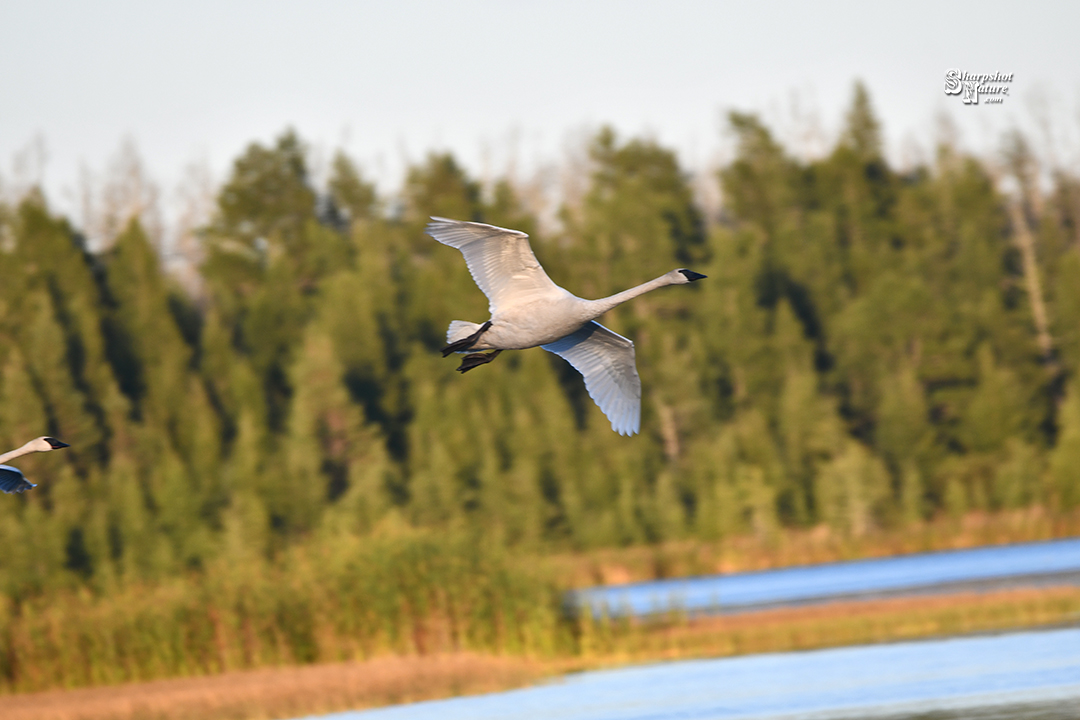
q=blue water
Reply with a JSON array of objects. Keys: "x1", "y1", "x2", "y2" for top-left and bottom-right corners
[
  {"x1": 570, "y1": 537, "x2": 1080, "y2": 618},
  {"x1": 311, "y1": 627, "x2": 1080, "y2": 720}
]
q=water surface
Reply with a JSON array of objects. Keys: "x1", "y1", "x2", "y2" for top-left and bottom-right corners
[{"x1": 571, "y1": 537, "x2": 1080, "y2": 618}]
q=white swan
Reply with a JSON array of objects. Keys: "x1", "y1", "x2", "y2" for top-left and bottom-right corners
[
  {"x1": 0, "y1": 436, "x2": 70, "y2": 494},
  {"x1": 426, "y1": 217, "x2": 706, "y2": 436}
]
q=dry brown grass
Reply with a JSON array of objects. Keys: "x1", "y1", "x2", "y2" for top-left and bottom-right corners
[
  {"x1": 9, "y1": 584, "x2": 1080, "y2": 720},
  {"x1": 577, "y1": 585, "x2": 1080, "y2": 663},
  {"x1": 544, "y1": 507, "x2": 1080, "y2": 587},
  {"x1": 8, "y1": 515, "x2": 1080, "y2": 719},
  {"x1": 1, "y1": 653, "x2": 553, "y2": 720}
]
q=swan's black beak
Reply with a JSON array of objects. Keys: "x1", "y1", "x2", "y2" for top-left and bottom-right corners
[
  {"x1": 44, "y1": 437, "x2": 70, "y2": 450},
  {"x1": 679, "y1": 269, "x2": 707, "y2": 282}
]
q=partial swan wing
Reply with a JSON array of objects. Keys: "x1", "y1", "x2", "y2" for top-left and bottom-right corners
[
  {"x1": 543, "y1": 322, "x2": 641, "y2": 436},
  {"x1": 426, "y1": 217, "x2": 561, "y2": 314},
  {"x1": 0, "y1": 465, "x2": 35, "y2": 494}
]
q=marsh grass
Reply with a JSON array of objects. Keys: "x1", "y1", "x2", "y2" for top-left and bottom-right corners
[
  {"x1": 3, "y1": 510, "x2": 1079, "y2": 702},
  {"x1": 7, "y1": 586, "x2": 1080, "y2": 720},
  {"x1": 2, "y1": 653, "x2": 552, "y2": 720},
  {"x1": 543, "y1": 507, "x2": 1080, "y2": 587},
  {"x1": 574, "y1": 586, "x2": 1080, "y2": 663},
  {"x1": 0, "y1": 531, "x2": 565, "y2": 694}
]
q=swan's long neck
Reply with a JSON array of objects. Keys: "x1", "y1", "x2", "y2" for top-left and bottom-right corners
[
  {"x1": 585, "y1": 274, "x2": 676, "y2": 318},
  {"x1": 0, "y1": 441, "x2": 38, "y2": 465}
]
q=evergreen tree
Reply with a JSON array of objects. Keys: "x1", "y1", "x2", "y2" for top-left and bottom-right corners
[
  {"x1": 327, "y1": 150, "x2": 377, "y2": 227},
  {"x1": 3, "y1": 116, "x2": 1080, "y2": 664},
  {"x1": 815, "y1": 439, "x2": 890, "y2": 537},
  {"x1": 213, "y1": 129, "x2": 317, "y2": 256},
  {"x1": 403, "y1": 152, "x2": 483, "y2": 225},
  {"x1": 1049, "y1": 382, "x2": 1080, "y2": 508},
  {"x1": 566, "y1": 127, "x2": 706, "y2": 300},
  {"x1": 841, "y1": 81, "x2": 883, "y2": 164},
  {"x1": 959, "y1": 344, "x2": 1031, "y2": 454}
]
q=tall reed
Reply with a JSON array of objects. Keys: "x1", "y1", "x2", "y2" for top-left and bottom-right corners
[
  {"x1": 0, "y1": 531, "x2": 564, "y2": 693},
  {"x1": 4, "y1": 510, "x2": 1079, "y2": 695}
]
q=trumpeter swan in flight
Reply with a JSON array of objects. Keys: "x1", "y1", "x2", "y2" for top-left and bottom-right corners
[
  {"x1": 0, "y1": 436, "x2": 70, "y2": 494},
  {"x1": 426, "y1": 217, "x2": 706, "y2": 436}
]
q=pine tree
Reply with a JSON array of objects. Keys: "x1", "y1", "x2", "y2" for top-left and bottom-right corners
[
  {"x1": 815, "y1": 439, "x2": 890, "y2": 537},
  {"x1": 278, "y1": 327, "x2": 388, "y2": 536},
  {"x1": 959, "y1": 345, "x2": 1030, "y2": 454},
  {"x1": 403, "y1": 153, "x2": 483, "y2": 225},
  {"x1": 841, "y1": 81, "x2": 883, "y2": 164},
  {"x1": 0, "y1": 348, "x2": 58, "y2": 596},
  {"x1": 213, "y1": 129, "x2": 317, "y2": 256},
  {"x1": 327, "y1": 150, "x2": 377, "y2": 227},
  {"x1": 1051, "y1": 251, "x2": 1080, "y2": 374},
  {"x1": 1049, "y1": 381, "x2": 1080, "y2": 508},
  {"x1": 720, "y1": 112, "x2": 795, "y2": 240}
]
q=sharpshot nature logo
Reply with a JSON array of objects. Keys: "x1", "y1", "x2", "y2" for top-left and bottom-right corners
[{"x1": 944, "y1": 69, "x2": 1014, "y2": 105}]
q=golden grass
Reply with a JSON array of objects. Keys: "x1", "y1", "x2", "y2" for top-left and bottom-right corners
[
  {"x1": 0, "y1": 533, "x2": 563, "y2": 694},
  {"x1": 5, "y1": 508, "x2": 1074, "y2": 698},
  {"x1": 1, "y1": 653, "x2": 553, "y2": 720},
  {"x1": 575, "y1": 585, "x2": 1080, "y2": 663},
  {"x1": 543, "y1": 507, "x2": 1080, "y2": 587},
  {"x1": 9, "y1": 584, "x2": 1080, "y2": 720}
]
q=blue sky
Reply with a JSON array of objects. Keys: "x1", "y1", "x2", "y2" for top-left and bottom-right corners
[{"x1": 2, "y1": 0, "x2": 1078, "y2": 220}]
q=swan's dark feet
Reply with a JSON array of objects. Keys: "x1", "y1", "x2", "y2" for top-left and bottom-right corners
[
  {"x1": 442, "y1": 321, "x2": 492, "y2": 357},
  {"x1": 457, "y1": 350, "x2": 502, "y2": 373}
]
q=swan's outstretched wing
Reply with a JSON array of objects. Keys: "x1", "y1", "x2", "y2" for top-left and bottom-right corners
[
  {"x1": 0, "y1": 465, "x2": 35, "y2": 494},
  {"x1": 543, "y1": 322, "x2": 641, "y2": 436},
  {"x1": 426, "y1": 217, "x2": 561, "y2": 314}
]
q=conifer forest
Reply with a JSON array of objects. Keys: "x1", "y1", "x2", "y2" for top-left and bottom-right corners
[{"x1": 2, "y1": 85, "x2": 1080, "y2": 692}]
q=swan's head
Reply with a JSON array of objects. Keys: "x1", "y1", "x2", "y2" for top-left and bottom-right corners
[
  {"x1": 30, "y1": 437, "x2": 70, "y2": 452},
  {"x1": 671, "y1": 269, "x2": 707, "y2": 284}
]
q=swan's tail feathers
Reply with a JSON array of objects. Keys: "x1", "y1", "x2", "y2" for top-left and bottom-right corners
[{"x1": 447, "y1": 320, "x2": 483, "y2": 347}]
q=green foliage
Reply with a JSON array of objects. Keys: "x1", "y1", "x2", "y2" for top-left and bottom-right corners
[
  {"x1": 0, "y1": 531, "x2": 560, "y2": 692},
  {"x1": 815, "y1": 439, "x2": 890, "y2": 537},
  {"x1": 2, "y1": 87, "x2": 1080, "y2": 690},
  {"x1": 841, "y1": 81, "x2": 883, "y2": 163},
  {"x1": 328, "y1": 150, "x2": 377, "y2": 225},
  {"x1": 1050, "y1": 383, "x2": 1080, "y2": 509},
  {"x1": 404, "y1": 153, "x2": 482, "y2": 225},
  {"x1": 582, "y1": 127, "x2": 706, "y2": 267},
  {"x1": 213, "y1": 129, "x2": 316, "y2": 253}
]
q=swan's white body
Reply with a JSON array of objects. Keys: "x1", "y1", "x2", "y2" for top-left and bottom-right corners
[
  {"x1": 0, "y1": 436, "x2": 70, "y2": 494},
  {"x1": 427, "y1": 217, "x2": 705, "y2": 436}
]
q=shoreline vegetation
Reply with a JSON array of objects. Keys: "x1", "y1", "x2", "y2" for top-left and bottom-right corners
[
  {"x1": 2, "y1": 653, "x2": 554, "y2": 720},
  {"x1": 4, "y1": 510, "x2": 1080, "y2": 720},
  {"x1": 544, "y1": 506, "x2": 1080, "y2": 587},
  {"x1": 5, "y1": 84, "x2": 1080, "y2": 718},
  {"x1": 6, "y1": 586, "x2": 1080, "y2": 720}
]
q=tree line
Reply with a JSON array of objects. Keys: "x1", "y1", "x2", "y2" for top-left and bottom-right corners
[{"x1": 2, "y1": 84, "x2": 1080, "y2": 611}]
